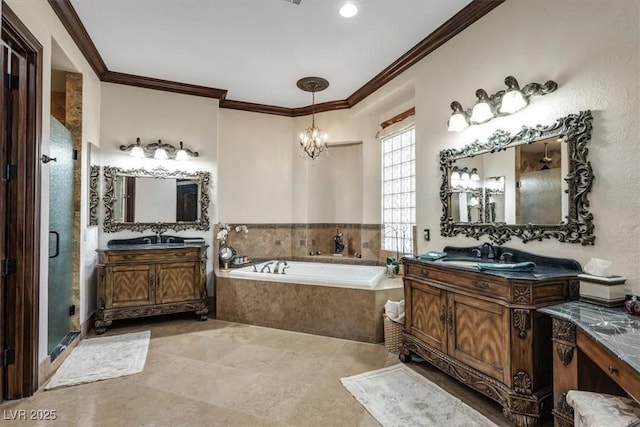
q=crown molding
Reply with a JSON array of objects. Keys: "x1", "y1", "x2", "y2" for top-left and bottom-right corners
[
  {"x1": 102, "y1": 71, "x2": 227, "y2": 99},
  {"x1": 48, "y1": 0, "x2": 107, "y2": 78},
  {"x1": 347, "y1": 0, "x2": 504, "y2": 107},
  {"x1": 48, "y1": 0, "x2": 503, "y2": 117}
]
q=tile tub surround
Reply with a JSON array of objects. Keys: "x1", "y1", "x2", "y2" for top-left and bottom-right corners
[
  {"x1": 215, "y1": 270, "x2": 403, "y2": 343},
  {"x1": 539, "y1": 301, "x2": 640, "y2": 375},
  {"x1": 215, "y1": 223, "x2": 383, "y2": 268}
]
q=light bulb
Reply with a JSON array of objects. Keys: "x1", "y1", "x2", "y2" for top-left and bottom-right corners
[
  {"x1": 500, "y1": 90, "x2": 527, "y2": 114},
  {"x1": 339, "y1": 3, "x2": 358, "y2": 18},
  {"x1": 470, "y1": 102, "x2": 495, "y2": 124},
  {"x1": 154, "y1": 148, "x2": 168, "y2": 160},
  {"x1": 447, "y1": 113, "x2": 469, "y2": 132},
  {"x1": 176, "y1": 150, "x2": 189, "y2": 161},
  {"x1": 130, "y1": 146, "x2": 145, "y2": 158}
]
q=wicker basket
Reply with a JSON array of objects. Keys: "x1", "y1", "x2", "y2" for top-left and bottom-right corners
[{"x1": 383, "y1": 314, "x2": 403, "y2": 353}]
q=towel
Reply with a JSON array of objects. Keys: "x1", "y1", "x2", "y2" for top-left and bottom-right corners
[
  {"x1": 477, "y1": 261, "x2": 537, "y2": 272},
  {"x1": 384, "y1": 300, "x2": 405, "y2": 324},
  {"x1": 416, "y1": 251, "x2": 447, "y2": 261}
]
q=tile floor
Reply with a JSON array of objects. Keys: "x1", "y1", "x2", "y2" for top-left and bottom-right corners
[{"x1": 0, "y1": 314, "x2": 538, "y2": 426}]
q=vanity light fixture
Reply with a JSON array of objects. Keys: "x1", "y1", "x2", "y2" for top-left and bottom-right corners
[
  {"x1": 447, "y1": 75, "x2": 558, "y2": 132},
  {"x1": 119, "y1": 138, "x2": 199, "y2": 161},
  {"x1": 297, "y1": 77, "x2": 330, "y2": 160},
  {"x1": 450, "y1": 166, "x2": 480, "y2": 191}
]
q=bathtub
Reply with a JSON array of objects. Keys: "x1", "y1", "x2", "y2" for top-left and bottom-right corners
[
  {"x1": 217, "y1": 261, "x2": 403, "y2": 343},
  {"x1": 228, "y1": 261, "x2": 386, "y2": 289}
]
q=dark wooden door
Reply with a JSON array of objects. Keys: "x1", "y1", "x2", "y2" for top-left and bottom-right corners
[{"x1": 1, "y1": 5, "x2": 42, "y2": 400}]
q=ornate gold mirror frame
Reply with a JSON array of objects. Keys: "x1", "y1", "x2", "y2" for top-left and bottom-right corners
[
  {"x1": 440, "y1": 110, "x2": 594, "y2": 245},
  {"x1": 103, "y1": 165, "x2": 211, "y2": 233}
]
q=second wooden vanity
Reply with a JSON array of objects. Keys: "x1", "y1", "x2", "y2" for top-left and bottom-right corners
[{"x1": 400, "y1": 246, "x2": 581, "y2": 426}]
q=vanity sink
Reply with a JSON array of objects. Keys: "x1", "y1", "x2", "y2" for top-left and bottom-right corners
[
  {"x1": 438, "y1": 259, "x2": 479, "y2": 267},
  {"x1": 589, "y1": 321, "x2": 628, "y2": 335}
]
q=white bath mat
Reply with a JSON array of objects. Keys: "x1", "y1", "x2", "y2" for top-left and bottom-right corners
[
  {"x1": 45, "y1": 331, "x2": 150, "y2": 390},
  {"x1": 341, "y1": 364, "x2": 498, "y2": 427}
]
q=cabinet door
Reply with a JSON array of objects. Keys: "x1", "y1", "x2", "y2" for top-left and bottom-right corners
[
  {"x1": 107, "y1": 264, "x2": 155, "y2": 308},
  {"x1": 408, "y1": 281, "x2": 448, "y2": 353},
  {"x1": 448, "y1": 292, "x2": 510, "y2": 383},
  {"x1": 156, "y1": 262, "x2": 199, "y2": 304}
]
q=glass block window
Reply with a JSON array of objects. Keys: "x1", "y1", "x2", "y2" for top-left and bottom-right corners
[{"x1": 382, "y1": 127, "x2": 415, "y2": 255}]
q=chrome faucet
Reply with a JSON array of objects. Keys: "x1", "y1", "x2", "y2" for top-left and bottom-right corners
[
  {"x1": 166, "y1": 236, "x2": 175, "y2": 244},
  {"x1": 471, "y1": 248, "x2": 482, "y2": 258},
  {"x1": 499, "y1": 252, "x2": 515, "y2": 263},
  {"x1": 480, "y1": 242, "x2": 496, "y2": 260},
  {"x1": 260, "y1": 261, "x2": 274, "y2": 273},
  {"x1": 156, "y1": 232, "x2": 162, "y2": 244},
  {"x1": 274, "y1": 260, "x2": 288, "y2": 274},
  {"x1": 281, "y1": 265, "x2": 291, "y2": 274}
]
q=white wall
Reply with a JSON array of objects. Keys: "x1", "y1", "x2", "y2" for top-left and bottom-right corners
[
  {"x1": 99, "y1": 83, "x2": 219, "y2": 294},
  {"x1": 307, "y1": 143, "x2": 363, "y2": 223},
  {"x1": 5, "y1": 0, "x2": 102, "y2": 365},
  {"x1": 218, "y1": 109, "x2": 294, "y2": 223}
]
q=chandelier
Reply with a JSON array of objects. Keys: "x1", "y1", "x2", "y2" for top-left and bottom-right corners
[{"x1": 297, "y1": 77, "x2": 329, "y2": 160}]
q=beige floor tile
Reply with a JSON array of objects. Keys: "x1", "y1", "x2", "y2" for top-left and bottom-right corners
[
  {"x1": 0, "y1": 315, "x2": 539, "y2": 427},
  {"x1": 286, "y1": 333, "x2": 347, "y2": 358},
  {"x1": 215, "y1": 343, "x2": 284, "y2": 372},
  {"x1": 260, "y1": 350, "x2": 329, "y2": 384},
  {"x1": 286, "y1": 381, "x2": 369, "y2": 426},
  {"x1": 223, "y1": 373, "x2": 311, "y2": 423},
  {"x1": 150, "y1": 332, "x2": 241, "y2": 363}
]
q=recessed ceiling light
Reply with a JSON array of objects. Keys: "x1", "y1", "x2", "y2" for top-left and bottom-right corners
[{"x1": 339, "y1": 3, "x2": 358, "y2": 18}]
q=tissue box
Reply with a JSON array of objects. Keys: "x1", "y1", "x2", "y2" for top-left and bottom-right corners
[{"x1": 578, "y1": 273, "x2": 627, "y2": 307}]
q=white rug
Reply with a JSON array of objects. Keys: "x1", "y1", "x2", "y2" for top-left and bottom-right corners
[
  {"x1": 341, "y1": 364, "x2": 498, "y2": 427},
  {"x1": 45, "y1": 331, "x2": 150, "y2": 390}
]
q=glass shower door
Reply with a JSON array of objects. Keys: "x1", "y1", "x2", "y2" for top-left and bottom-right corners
[{"x1": 47, "y1": 117, "x2": 74, "y2": 356}]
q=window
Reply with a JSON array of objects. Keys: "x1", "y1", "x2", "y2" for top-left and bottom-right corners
[{"x1": 382, "y1": 127, "x2": 415, "y2": 255}]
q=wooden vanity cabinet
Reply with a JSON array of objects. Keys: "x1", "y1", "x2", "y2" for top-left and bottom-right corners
[
  {"x1": 96, "y1": 245, "x2": 208, "y2": 334},
  {"x1": 401, "y1": 259, "x2": 579, "y2": 427}
]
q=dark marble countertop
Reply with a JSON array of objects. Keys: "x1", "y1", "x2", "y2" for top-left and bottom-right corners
[
  {"x1": 405, "y1": 257, "x2": 580, "y2": 280},
  {"x1": 99, "y1": 242, "x2": 209, "y2": 251},
  {"x1": 539, "y1": 301, "x2": 640, "y2": 375}
]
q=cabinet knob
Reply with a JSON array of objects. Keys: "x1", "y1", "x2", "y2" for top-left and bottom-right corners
[
  {"x1": 420, "y1": 269, "x2": 430, "y2": 277},
  {"x1": 175, "y1": 252, "x2": 187, "y2": 257},
  {"x1": 608, "y1": 365, "x2": 618, "y2": 374},
  {"x1": 123, "y1": 255, "x2": 135, "y2": 259}
]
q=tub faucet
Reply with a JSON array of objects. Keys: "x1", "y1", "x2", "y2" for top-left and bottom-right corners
[
  {"x1": 281, "y1": 265, "x2": 291, "y2": 274},
  {"x1": 274, "y1": 260, "x2": 288, "y2": 274},
  {"x1": 260, "y1": 261, "x2": 274, "y2": 273}
]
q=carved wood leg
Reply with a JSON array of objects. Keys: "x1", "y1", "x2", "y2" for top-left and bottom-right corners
[
  {"x1": 398, "y1": 342, "x2": 412, "y2": 363},
  {"x1": 94, "y1": 318, "x2": 112, "y2": 335},
  {"x1": 503, "y1": 407, "x2": 540, "y2": 427},
  {"x1": 551, "y1": 318, "x2": 577, "y2": 427},
  {"x1": 195, "y1": 304, "x2": 208, "y2": 321}
]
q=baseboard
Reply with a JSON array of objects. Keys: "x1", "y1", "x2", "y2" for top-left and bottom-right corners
[
  {"x1": 208, "y1": 296, "x2": 216, "y2": 318},
  {"x1": 82, "y1": 312, "x2": 96, "y2": 336}
]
